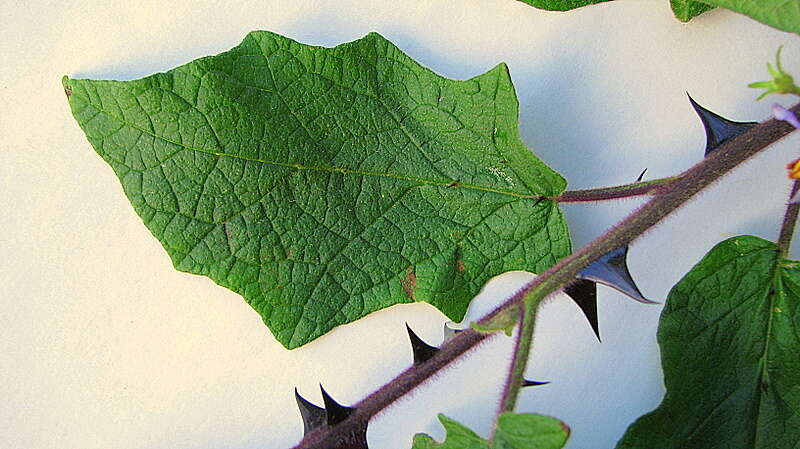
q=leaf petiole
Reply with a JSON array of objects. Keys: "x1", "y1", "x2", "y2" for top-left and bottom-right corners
[{"x1": 552, "y1": 176, "x2": 679, "y2": 203}]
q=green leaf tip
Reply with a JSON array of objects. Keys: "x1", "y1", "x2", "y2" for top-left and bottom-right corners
[
  {"x1": 617, "y1": 235, "x2": 800, "y2": 449},
  {"x1": 64, "y1": 30, "x2": 571, "y2": 348}
]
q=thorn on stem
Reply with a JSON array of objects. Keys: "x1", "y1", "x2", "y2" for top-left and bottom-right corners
[
  {"x1": 406, "y1": 323, "x2": 439, "y2": 365},
  {"x1": 295, "y1": 388, "x2": 327, "y2": 435},
  {"x1": 320, "y1": 385, "x2": 356, "y2": 426},
  {"x1": 577, "y1": 245, "x2": 657, "y2": 305},
  {"x1": 521, "y1": 379, "x2": 550, "y2": 387},
  {"x1": 563, "y1": 279, "x2": 601, "y2": 341},
  {"x1": 687, "y1": 94, "x2": 756, "y2": 156}
]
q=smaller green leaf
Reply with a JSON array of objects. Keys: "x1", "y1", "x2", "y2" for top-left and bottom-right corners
[
  {"x1": 412, "y1": 415, "x2": 488, "y2": 449},
  {"x1": 411, "y1": 413, "x2": 569, "y2": 449},
  {"x1": 515, "y1": 0, "x2": 612, "y2": 12},
  {"x1": 494, "y1": 413, "x2": 570, "y2": 449},
  {"x1": 670, "y1": 0, "x2": 715, "y2": 22}
]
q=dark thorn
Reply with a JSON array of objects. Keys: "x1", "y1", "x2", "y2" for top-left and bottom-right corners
[
  {"x1": 522, "y1": 379, "x2": 551, "y2": 387},
  {"x1": 687, "y1": 93, "x2": 757, "y2": 156},
  {"x1": 563, "y1": 279, "x2": 601, "y2": 341},
  {"x1": 406, "y1": 323, "x2": 439, "y2": 365},
  {"x1": 635, "y1": 168, "x2": 647, "y2": 183},
  {"x1": 294, "y1": 388, "x2": 327, "y2": 435},
  {"x1": 578, "y1": 246, "x2": 658, "y2": 304},
  {"x1": 319, "y1": 385, "x2": 355, "y2": 426}
]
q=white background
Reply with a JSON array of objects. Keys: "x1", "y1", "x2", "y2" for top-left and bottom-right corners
[{"x1": 2, "y1": 1, "x2": 798, "y2": 448}]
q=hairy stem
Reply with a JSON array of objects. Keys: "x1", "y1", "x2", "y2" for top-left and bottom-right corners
[
  {"x1": 552, "y1": 176, "x2": 678, "y2": 203},
  {"x1": 778, "y1": 180, "x2": 800, "y2": 257},
  {"x1": 291, "y1": 103, "x2": 799, "y2": 449},
  {"x1": 495, "y1": 299, "x2": 537, "y2": 420}
]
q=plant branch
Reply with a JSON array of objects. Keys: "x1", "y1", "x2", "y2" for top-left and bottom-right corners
[
  {"x1": 778, "y1": 180, "x2": 800, "y2": 257},
  {"x1": 290, "y1": 102, "x2": 799, "y2": 449},
  {"x1": 495, "y1": 302, "x2": 536, "y2": 418},
  {"x1": 552, "y1": 176, "x2": 678, "y2": 203}
]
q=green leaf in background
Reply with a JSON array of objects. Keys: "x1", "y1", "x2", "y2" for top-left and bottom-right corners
[
  {"x1": 64, "y1": 31, "x2": 570, "y2": 349},
  {"x1": 617, "y1": 236, "x2": 800, "y2": 449},
  {"x1": 515, "y1": 0, "x2": 612, "y2": 12},
  {"x1": 517, "y1": 0, "x2": 799, "y2": 35},
  {"x1": 670, "y1": 0, "x2": 716, "y2": 22},
  {"x1": 412, "y1": 413, "x2": 569, "y2": 449},
  {"x1": 699, "y1": 0, "x2": 800, "y2": 34}
]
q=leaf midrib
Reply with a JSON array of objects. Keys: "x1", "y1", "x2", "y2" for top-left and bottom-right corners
[
  {"x1": 678, "y1": 245, "x2": 780, "y2": 448},
  {"x1": 75, "y1": 93, "x2": 542, "y2": 201}
]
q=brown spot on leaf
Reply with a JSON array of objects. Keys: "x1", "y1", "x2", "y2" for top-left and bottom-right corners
[
  {"x1": 402, "y1": 266, "x2": 416, "y2": 300},
  {"x1": 456, "y1": 259, "x2": 465, "y2": 273},
  {"x1": 560, "y1": 422, "x2": 571, "y2": 436},
  {"x1": 64, "y1": 84, "x2": 72, "y2": 98}
]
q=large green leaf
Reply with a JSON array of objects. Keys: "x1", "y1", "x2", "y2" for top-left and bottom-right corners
[
  {"x1": 698, "y1": 0, "x2": 800, "y2": 34},
  {"x1": 515, "y1": 0, "x2": 612, "y2": 12},
  {"x1": 412, "y1": 413, "x2": 569, "y2": 449},
  {"x1": 64, "y1": 31, "x2": 570, "y2": 349},
  {"x1": 670, "y1": 0, "x2": 716, "y2": 22},
  {"x1": 617, "y1": 236, "x2": 800, "y2": 449}
]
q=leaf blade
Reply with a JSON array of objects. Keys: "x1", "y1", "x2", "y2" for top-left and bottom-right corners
[
  {"x1": 494, "y1": 412, "x2": 570, "y2": 449},
  {"x1": 617, "y1": 236, "x2": 800, "y2": 449},
  {"x1": 411, "y1": 413, "x2": 569, "y2": 449},
  {"x1": 696, "y1": 0, "x2": 800, "y2": 34},
  {"x1": 64, "y1": 31, "x2": 571, "y2": 348}
]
